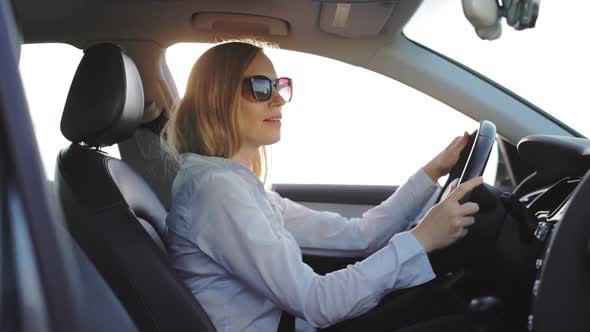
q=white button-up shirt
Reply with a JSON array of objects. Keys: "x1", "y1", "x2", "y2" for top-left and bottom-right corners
[{"x1": 166, "y1": 153, "x2": 438, "y2": 332}]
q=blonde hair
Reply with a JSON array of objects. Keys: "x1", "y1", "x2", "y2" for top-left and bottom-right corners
[{"x1": 163, "y1": 40, "x2": 275, "y2": 181}]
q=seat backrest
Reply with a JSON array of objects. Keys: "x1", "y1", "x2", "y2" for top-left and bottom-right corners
[{"x1": 55, "y1": 43, "x2": 216, "y2": 332}]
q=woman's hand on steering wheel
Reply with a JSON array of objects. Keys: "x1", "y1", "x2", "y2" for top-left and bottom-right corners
[
  {"x1": 423, "y1": 132, "x2": 470, "y2": 182},
  {"x1": 410, "y1": 176, "x2": 483, "y2": 253}
]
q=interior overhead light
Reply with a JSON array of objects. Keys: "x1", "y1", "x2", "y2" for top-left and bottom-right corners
[
  {"x1": 318, "y1": 1, "x2": 398, "y2": 38},
  {"x1": 332, "y1": 3, "x2": 351, "y2": 28}
]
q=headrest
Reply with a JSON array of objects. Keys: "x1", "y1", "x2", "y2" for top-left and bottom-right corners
[{"x1": 61, "y1": 43, "x2": 144, "y2": 147}]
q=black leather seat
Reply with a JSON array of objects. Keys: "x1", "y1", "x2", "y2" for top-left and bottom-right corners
[{"x1": 55, "y1": 43, "x2": 216, "y2": 332}]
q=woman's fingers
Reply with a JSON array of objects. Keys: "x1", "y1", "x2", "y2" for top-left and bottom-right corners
[
  {"x1": 448, "y1": 176, "x2": 484, "y2": 202},
  {"x1": 458, "y1": 202, "x2": 479, "y2": 216},
  {"x1": 451, "y1": 132, "x2": 468, "y2": 147},
  {"x1": 457, "y1": 132, "x2": 469, "y2": 148},
  {"x1": 452, "y1": 216, "x2": 474, "y2": 233},
  {"x1": 450, "y1": 135, "x2": 461, "y2": 147},
  {"x1": 459, "y1": 216, "x2": 475, "y2": 227},
  {"x1": 449, "y1": 132, "x2": 469, "y2": 154},
  {"x1": 458, "y1": 227, "x2": 469, "y2": 238},
  {"x1": 412, "y1": 174, "x2": 482, "y2": 252}
]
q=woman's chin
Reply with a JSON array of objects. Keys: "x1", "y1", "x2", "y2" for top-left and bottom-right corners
[
  {"x1": 264, "y1": 133, "x2": 281, "y2": 146},
  {"x1": 267, "y1": 136, "x2": 281, "y2": 145}
]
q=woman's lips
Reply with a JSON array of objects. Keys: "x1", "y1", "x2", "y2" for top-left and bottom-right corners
[
  {"x1": 264, "y1": 119, "x2": 281, "y2": 125},
  {"x1": 264, "y1": 116, "x2": 282, "y2": 124}
]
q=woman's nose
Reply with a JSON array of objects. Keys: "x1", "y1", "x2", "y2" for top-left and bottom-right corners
[{"x1": 270, "y1": 87, "x2": 286, "y2": 106}]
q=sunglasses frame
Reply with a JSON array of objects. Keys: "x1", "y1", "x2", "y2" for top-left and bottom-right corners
[{"x1": 242, "y1": 75, "x2": 293, "y2": 103}]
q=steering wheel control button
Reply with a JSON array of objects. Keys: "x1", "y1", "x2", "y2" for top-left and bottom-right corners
[
  {"x1": 534, "y1": 221, "x2": 552, "y2": 242},
  {"x1": 532, "y1": 279, "x2": 541, "y2": 297}
]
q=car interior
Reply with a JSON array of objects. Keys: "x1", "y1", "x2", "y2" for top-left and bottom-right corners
[{"x1": 2, "y1": 0, "x2": 590, "y2": 331}]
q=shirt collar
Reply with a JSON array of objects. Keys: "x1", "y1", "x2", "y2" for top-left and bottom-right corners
[{"x1": 179, "y1": 152, "x2": 262, "y2": 187}]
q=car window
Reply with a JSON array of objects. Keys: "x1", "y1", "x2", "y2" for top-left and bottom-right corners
[
  {"x1": 404, "y1": 0, "x2": 590, "y2": 137},
  {"x1": 19, "y1": 43, "x2": 120, "y2": 180},
  {"x1": 166, "y1": 43, "x2": 498, "y2": 186}
]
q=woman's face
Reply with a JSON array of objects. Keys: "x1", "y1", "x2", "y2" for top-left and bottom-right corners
[{"x1": 238, "y1": 51, "x2": 286, "y2": 151}]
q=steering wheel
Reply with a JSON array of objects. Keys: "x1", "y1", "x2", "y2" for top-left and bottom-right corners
[
  {"x1": 437, "y1": 120, "x2": 497, "y2": 203},
  {"x1": 430, "y1": 120, "x2": 498, "y2": 286}
]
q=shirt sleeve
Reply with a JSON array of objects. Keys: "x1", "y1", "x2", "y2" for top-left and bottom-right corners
[
  {"x1": 183, "y1": 170, "x2": 435, "y2": 328},
  {"x1": 269, "y1": 168, "x2": 440, "y2": 257},
  {"x1": 405, "y1": 186, "x2": 442, "y2": 232}
]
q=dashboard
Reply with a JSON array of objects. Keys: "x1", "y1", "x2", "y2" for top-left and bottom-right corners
[
  {"x1": 513, "y1": 135, "x2": 590, "y2": 331},
  {"x1": 435, "y1": 134, "x2": 590, "y2": 331},
  {"x1": 516, "y1": 134, "x2": 590, "y2": 244}
]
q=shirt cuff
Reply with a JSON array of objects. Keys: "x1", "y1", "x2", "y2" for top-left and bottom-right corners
[
  {"x1": 389, "y1": 231, "x2": 436, "y2": 288},
  {"x1": 400, "y1": 169, "x2": 440, "y2": 224},
  {"x1": 416, "y1": 167, "x2": 441, "y2": 190}
]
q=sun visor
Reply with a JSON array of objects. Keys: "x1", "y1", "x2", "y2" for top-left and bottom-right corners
[
  {"x1": 319, "y1": 1, "x2": 399, "y2": 38},
  {"x1": 191, "y1": 13, "x2": 290, "y2": 36}
]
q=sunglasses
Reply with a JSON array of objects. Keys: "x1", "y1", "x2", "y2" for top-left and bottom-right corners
[{"x1": 242, "y1": 75, "x2": 293, "y2": 102}]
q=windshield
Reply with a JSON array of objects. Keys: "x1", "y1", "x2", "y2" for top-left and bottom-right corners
[{"x1": 404, "y1": 0, "x2": 590, "y2": 137}]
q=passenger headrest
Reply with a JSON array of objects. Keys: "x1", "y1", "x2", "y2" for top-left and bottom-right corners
[{"x1": 61, "y1": 43, "x2": 144, "y2": 147}]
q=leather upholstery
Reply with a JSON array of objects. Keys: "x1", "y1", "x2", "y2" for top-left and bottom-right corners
[
  {"x1": 61, "y1": 43, "x2": 144, "y2": 147},
  {"x1": 57, "y1": 145, "x2": 168, "y2": 251},
  {"x1": 56, "y1": 43, "x2": 216, "y2": 332}
]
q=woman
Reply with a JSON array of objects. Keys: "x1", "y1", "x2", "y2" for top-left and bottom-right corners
[{"x1": 163, "y1": 41, "x2": 482, "y2": 332}]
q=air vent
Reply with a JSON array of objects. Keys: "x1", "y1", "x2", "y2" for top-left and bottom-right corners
[{"x1": 191, "y1": 13, "x2": 290, "y2": 36}]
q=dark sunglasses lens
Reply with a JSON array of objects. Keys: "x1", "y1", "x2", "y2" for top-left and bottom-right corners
[
  {"x1": 277, "y1": 78, "x2": 292, "y2": 102},
  {"x1": 251, "y1": 77, "x2": 272, "y2": 101}
]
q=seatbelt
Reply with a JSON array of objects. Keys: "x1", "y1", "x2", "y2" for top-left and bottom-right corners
[
  {"x1": 278, "y1": 311, "x2": 295, "y2": 332},
  {"x1": 268, "y1": 194, "x2": 296, "y2": 332}
]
